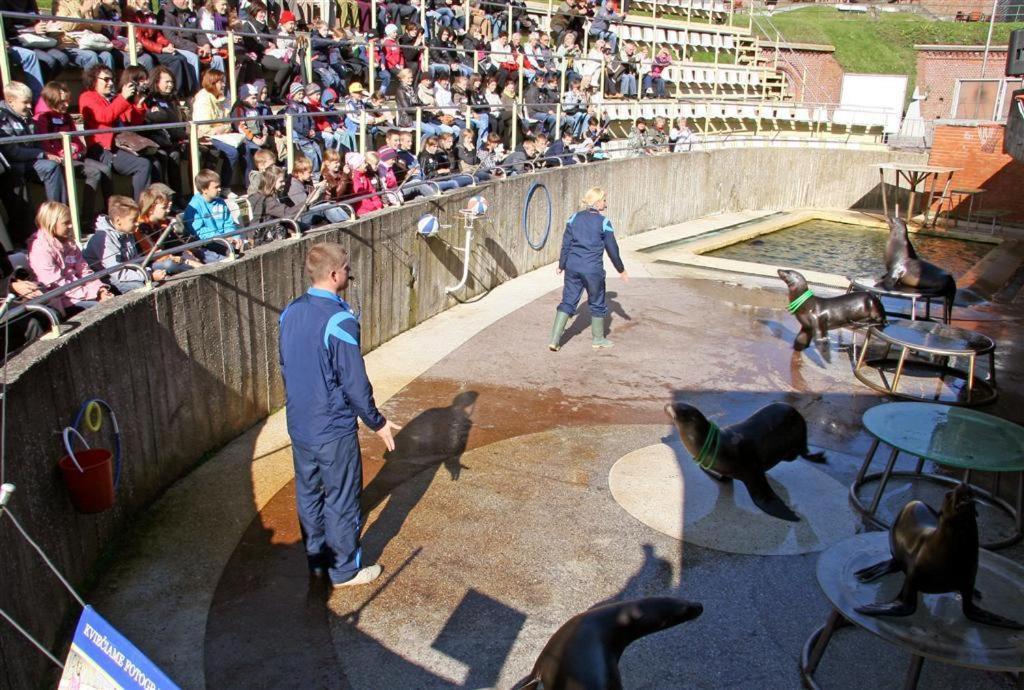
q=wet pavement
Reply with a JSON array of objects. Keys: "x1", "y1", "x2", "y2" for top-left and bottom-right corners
[
  {"x1": 204, "y1": 272, "x2": 1024, "y2": 689},
  {"x1": 90, "y1": 215, "x2": 1024, "y2": 689}
]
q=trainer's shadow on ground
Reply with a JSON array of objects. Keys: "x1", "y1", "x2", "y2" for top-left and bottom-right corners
[
  {"x1": 360, "y1": 391, "x2": 479, "y2": 563},
  {"x1": 562, "y1": 291, "x2": 632, "y2": 346}
]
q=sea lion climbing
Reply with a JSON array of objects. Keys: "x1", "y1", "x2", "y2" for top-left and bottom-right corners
[
  {"x1": 777, "y1": 269, "x2": 886, "y2": 351},
  {"x1": 855, "y1": 483, "x2": 1024, "y2": 629},
  {"x1": 880, "y1": 216, "x2": 957, "y2": 323},
  {"x1": 665, "y1": 401, "x2": 826, "y2": 522},
  {"x1": 516, "y1": 597, "x2": 704, "y2": 690}
]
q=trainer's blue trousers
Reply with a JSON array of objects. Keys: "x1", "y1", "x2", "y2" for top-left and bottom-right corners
[
  {"x1": 292, "y1": 432, "x2": 363, "y2": 584},
  {"x1": 557, "y1": 270, "x2": 608, "y2": 317}
]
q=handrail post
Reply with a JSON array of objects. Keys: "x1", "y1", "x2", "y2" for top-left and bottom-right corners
[
  {"x1": 303, "y1": 33, "x2": 314, "y2": 83},
  {"x1": 372, "y1": 0, "x2": 378, "y2": 34},
  {"x1": 0, "y1": 20, "x2": 10, "y2": 87},
  {"x1": 507, "y1": 3, "x2": 513, "y2": 40},
  {"x1": 599, "y1": 54, "x2": 606, "y2": 96},
  {"x1": 555, "y1": 102, "x2": 562, "y2": 138},
  {"x1": 60, "y1": 133, "x2": 81, "y2": 245},
  {"x1": 464, "y1": 0, "x2": 471, "y2": 37},
  {"x1": 285, "y1": 113, "x2": 295, "y2": 172},
  {"x1": 369, "y1": 44, "x2": 376, "y2": 95},
  {"x1": 415, "y1": 106, "x2": 423, "y2": 152},
  {"x1": 511, "y1": 100, "x2": 519, "y2": 151},
  {"x1": 465, "y1": 104, "x2": 472, "y2": 140},
  {"x1": 189, "y1": 121, "x2": 201, "y2": 194},
  {"x1": 359, "y1": 110, "x2": 367, "y2": 155},
  {"x1": 419, "y1": 0, "x2": 426, "y2": 31},
  {"x1": 127, "y1": 23, "x2": 139, "y2": 67},
  {"x1": 517, "y1": 53, "x2": 524, "y2": 96},
  {"x1": 227, "y1": 30, "x2": 238, "y2": 107},
  {"x1": 547, "y1": 0, "x2": 553, "y2": 33}
]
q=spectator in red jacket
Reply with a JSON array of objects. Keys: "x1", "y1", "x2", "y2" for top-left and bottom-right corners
[
  {"x1": 125, "y1": 0, "x2": 195, "y2": 95},
  {"x1": 78, "y1": 65, "x2": 154, "y2": 199},
  {"x1": 34, "y1": 81, "x2": 109, "y2": 225}
]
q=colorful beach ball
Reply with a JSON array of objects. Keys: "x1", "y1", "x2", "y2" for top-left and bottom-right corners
[
  {"x1": 417, "y1": 214, "x2": 439, "y2": 237},
  {"x1": 467, "y1": 195, "x2": 488, "y2": 215}
]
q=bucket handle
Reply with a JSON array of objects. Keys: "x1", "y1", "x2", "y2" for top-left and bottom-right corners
[
  {"x1": 62, "y1": 427, "x2": 90, "y2": 474},
  {"x1": 70, "y1": 399, "x2": 122, "y2": 489}
]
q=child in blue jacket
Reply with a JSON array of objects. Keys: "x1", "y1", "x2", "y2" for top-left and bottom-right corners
[{"x1": 184, "y1": 169, "x2": 241, "y2": 263}]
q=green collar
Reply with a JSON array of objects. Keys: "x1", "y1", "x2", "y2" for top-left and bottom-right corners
[
  {"x1": 693, "y1": 423, "x2": 720, "y2": 471},
  {"x1": 787, "y1": 289, "x2": 814, "y2": 314}
]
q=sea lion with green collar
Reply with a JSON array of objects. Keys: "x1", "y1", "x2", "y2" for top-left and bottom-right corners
[
  {"x1": 777, "y1": 269, "x2": 886, "y2": 351},
  {"x1": 665, "y1": 401, "x2": 825, "y2": 522}
]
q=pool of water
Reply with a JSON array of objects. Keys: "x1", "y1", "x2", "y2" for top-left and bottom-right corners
[{"x1": 704, "y1": 219, "x2": 993, "y2": 279}]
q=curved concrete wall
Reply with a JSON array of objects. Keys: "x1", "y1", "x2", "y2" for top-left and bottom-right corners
[{"x1": 0, "y1": 145, "x2": 923, "y2": 688}]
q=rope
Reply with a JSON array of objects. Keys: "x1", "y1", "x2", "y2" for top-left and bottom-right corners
[
  {"x1": 787, "y1": 289, "x2": 814, "y2": 314},
  {"x1": 1, "y1": 508, "x2": 86, "y2": 607},
  {"x1": 522, "y1": 182, "x2": 552, "y2": 251},
  {"x1": 0, "y1": 605, "x2": 64, "y2": 669},
  {"x1": 693, "y1": 423, "x2": 720, "y2": 471}
]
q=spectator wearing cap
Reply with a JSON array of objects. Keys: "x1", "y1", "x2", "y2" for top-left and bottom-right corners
[
  {"x1": 343, "y1": 82, "x2": 370, "y2": 144},
  {"x1": 252, "y1": 80, "x2": 290, "y2": 160},
  {"x1": 347, "y1": 153, "x2": 382, "y2": 217},
  {"x1": 192, "y1": 68, "x2": 246, "y2": 187},
  {"x1": 318, "y1": 88, "x2": 352, "y2": 152},
  {"x1": 232, "y1": 83, "x2": 273, "y2": 176},
  {"x1": 287, "y1": 82, "x2": 324, "y2": 173},
  {"x1": 378, "y1": 24, "x2": 405, "y2": 96},
  {"x1": 240, "y1": 2, "x2": 297, "y2": 102}
]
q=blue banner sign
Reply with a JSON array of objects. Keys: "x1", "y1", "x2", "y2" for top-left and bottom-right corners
[{"x1": 58, "y1": 606, "x2": 179, "y2": 690}]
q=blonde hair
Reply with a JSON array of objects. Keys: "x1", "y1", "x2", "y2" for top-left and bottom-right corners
[
  {"x1": 139, "y1": 183, "x2": 174, "y2": 221},
  {"x1": 35, "y1": 201, "x2": 72, "y2": 239},
  {"x1": 292, "y1": 155, "x2": 313, "y2": 175},
  {"x1": 305, "y1": 243, "x2": 348, "y2": 283},
  {"x1": 581, "y1": 187, "x2": 606, "y2": 209}
]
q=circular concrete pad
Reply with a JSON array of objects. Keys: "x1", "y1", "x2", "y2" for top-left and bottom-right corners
[{"x1": 609, "y1": 442, "x2": 856, "y2": 556}]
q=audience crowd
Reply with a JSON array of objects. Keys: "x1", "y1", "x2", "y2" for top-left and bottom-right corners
[{"x1": 0, "y1": 0, "x2": 701, "y2": 352}]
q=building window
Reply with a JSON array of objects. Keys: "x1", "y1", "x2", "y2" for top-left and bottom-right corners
[{"x1": 952, "y1": 78, "x2": 1024, "y2": 121}]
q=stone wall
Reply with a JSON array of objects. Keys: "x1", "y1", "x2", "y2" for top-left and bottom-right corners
[{"x1": 0, "y1": 145, "x2": 923, "y2": 690}]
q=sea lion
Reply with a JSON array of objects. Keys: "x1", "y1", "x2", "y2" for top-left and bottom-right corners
[
  {"x1": 854, "y1": 483, "x2": 1024, "y2": 629},
  {"x1": 517, "y1": 597, "x2": 704, "y2": 690},
  {"x1": 880, "y1": 216, "x2": 957, "y2": 323},
  {"x1": 665, "y1": 402, "x2": 826, "y2": 522},
  {"x1": 777, "y1": 269, "x2": 886, "y2": 351}
]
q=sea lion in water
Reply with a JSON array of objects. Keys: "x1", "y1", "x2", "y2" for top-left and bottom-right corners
[
  {"x1": 517, "y1": 597, "x2": 704, "y2": 690},
  {"x1": 880, "y1": 216, "x2": 957, "y2": 323},
  {"x1": 777, "y1": 269, "x2": 886, "y2": 351},
  {"x1": 665, "y1": 402, "x2": 826, "y2": 522},
  {"x1": 855, "y1": 483, "x2": 1024, "y2": 629}
]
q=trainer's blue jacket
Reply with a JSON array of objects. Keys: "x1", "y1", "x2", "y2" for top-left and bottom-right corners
[
  {"x1": 558, "y1": 208, "x2": 625, "y2": 275},
  {"x1": 279, "y1": 287, "x2": 386, "y2": 446}
]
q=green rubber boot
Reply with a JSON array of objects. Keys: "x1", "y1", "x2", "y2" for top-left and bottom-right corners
[
  {"x1": 549, "y1": 311, "x2": 571, "y2": 351},
  {"x1": 591, "y1": 316, "x2": 613, "y2": 349}
]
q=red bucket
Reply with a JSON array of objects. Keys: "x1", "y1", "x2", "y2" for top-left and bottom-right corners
[{"x1": 59, "y1": 426, "x2": 116, "y2": 514}]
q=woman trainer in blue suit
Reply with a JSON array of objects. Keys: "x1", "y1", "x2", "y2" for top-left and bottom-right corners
[{"x1": 549, "y1": 187, "x2": 630, "y2": 351}]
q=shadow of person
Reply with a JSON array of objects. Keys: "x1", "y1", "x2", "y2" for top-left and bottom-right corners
[
  {"x1": 562, "y1": 291, "x2": 633, "y2": 346},
  {"x1": 360, "y1": 391, "x2": 479, "y2": 563}
]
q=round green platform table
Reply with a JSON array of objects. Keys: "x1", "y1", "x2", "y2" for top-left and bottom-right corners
[
  {"x1": 800, "y1": 532, "x2": 1024, "y2": 689},
  {"x1": 850, "y1": 402, "x2": 1024, "y2": 549}
]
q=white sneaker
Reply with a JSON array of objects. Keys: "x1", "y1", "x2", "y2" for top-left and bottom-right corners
[{"x1": 332, "y1": 564, "x2": 382, "y2": 587}]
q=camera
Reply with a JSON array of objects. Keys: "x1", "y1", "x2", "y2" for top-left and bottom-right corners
[{"x1": 133, "y1": 80, "x2": 150, "y2": 96}]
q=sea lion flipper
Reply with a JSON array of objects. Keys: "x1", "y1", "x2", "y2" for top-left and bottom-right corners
[
  {"x1": 854, "y1": 558, "x2": 897, "y2": 583},
  {"x1": 963, "y1": 599, "x2": 1024, "y2": 630},
  {"x1": 741, "y1": 473, "x2": 799, "y2": 522},
  {"x1": 801, "y1": 449, "x2": 826, "y2": 464},
  {"x1": 855, "y1": 597, "x2": 917, "y2": 618}
]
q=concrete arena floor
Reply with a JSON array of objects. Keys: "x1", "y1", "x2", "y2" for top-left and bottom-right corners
[{"x1": 95, "y1": 220, "x2": 1024, "y2": 689}]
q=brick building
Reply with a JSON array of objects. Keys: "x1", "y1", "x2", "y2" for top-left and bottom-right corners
[
  {"x1": 758, "y1": 43, "x2": 844, "y2": 104},
  {"x1": 915, "y1": 44, "x2": 1018, "y2": 121},
  {"x1": 928, "y1": 123, "x2": 1024, "y2": 222}
]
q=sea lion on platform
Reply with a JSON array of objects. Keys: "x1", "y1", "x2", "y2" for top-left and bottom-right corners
[
  {"x1": 517, "y1": 597, "x2": 704, "y2": 690},
  {"x1": 665, "y1": 402, "x2": 826, "y2": 522},
  {"x1": 880, "y1": 216, "x2": 957, "y2": 323},
  {"x1": 777, "y1": 269, "x2": 886, "y2": 351},
  {"x1": 854, "y1": 483, "x2": 1024, "y2": 629}
]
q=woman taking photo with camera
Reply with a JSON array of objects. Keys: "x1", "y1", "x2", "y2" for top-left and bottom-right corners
[{"x1": 78, "y1": 65, "x2": 154, "y2": 200}]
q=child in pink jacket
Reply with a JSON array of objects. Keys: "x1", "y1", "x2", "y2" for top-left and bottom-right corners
[{"x1": 28, "y1": 202, "x2": 112, "y2": 313}]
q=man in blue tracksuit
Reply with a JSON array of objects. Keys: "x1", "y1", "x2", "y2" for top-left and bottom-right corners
[
  {"x1": 279, "y1": 243, "x2": 401, "y2": 587},
  {"x1": 549, "y1": 187, "x2": 630, "y2": 351}
]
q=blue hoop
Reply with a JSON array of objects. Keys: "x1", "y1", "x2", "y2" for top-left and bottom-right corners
[{"x1": 522, "y1": 182, "x2": 552, "y2": 251}]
